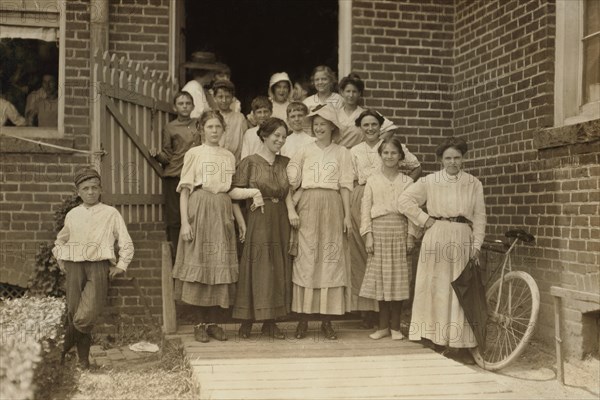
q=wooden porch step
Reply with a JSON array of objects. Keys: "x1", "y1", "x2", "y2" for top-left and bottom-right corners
[{"x1": 177, "y1": 322, "x2": 513, "y2": 399}]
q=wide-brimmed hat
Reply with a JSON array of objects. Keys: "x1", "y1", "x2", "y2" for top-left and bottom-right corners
[
  {"x1": 182, "y1": 52, "x2": 221, "y2": 71},
  {"x1": 307, "y1": 104, "x2": 341, "y2": 139},
  {"x1": 268, "y1": 72, "x2": 293, "y2": 100}
]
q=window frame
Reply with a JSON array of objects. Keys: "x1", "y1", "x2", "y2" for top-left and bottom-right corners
[
  {"x1": 554, "y1": 0, "x2": 600, "y2": 127},
  {"x1": 0, "y1": 0, "x2": 66, "y2": 138}
]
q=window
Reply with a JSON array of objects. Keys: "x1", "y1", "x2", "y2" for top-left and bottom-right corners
[
  {"x1": 0, "y1": 0, "x2": 66, "y2": 138},
  {"x1": 555, "y1": 0, "x2": 600, "y2": 127}
]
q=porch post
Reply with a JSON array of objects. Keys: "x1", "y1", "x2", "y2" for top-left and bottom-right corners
[{"x1": 90, "y1": 0, "x2": 109, "y2": 171}]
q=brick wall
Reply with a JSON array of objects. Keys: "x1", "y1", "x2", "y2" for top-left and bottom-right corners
[
  {"x1": 453, "y1": 0, "x2": 599, "y2": 358},
  {"x1": 351, "y1": 0, "x2": 455, "y2": 171},
  {"x1": 109, "y1": 0, "x2": 170, "y2": 74},
  {"x1": 1, "y1": 0, "x2": 170, "y2": 325},
  {"x1": 351, "y1": 0, "x2": 599, "y2": 358}
]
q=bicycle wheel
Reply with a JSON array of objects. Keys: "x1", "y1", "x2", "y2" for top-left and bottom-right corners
[{"x1": 470, "y1": 271, "x2": 540, "y2": 371}]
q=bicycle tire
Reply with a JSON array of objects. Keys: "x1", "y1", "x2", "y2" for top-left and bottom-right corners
[{"x1": 470, "y1": 271, "x2": 540, "y2": 371}]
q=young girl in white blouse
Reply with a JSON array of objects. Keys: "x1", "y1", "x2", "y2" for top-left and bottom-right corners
[
  {"x1": 360, "y1": 137, "x2": 415, "y2": 340},
  {"x1": 172, "y1": 110, "x2": 262, "y2": 343}
]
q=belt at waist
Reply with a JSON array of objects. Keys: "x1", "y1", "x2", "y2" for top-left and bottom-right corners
[
  {"x1": 431, "y1": 216, "x2": 472, "y2": 225},
  {"x1": 262, "y1": 197, "x2": 283, "y2": 203}
]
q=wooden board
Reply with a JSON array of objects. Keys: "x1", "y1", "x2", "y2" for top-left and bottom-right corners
[{"x1": 177, "y1": 322, "x2": 512, "y2": 399}]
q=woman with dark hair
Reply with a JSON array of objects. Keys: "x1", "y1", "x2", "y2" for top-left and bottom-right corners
[
  {"x1": 397, "y1": 137, "x2": 486, "y2": 355},
  {"x1": 233, "y1": 117, "x2": 294, "y2": 340}
]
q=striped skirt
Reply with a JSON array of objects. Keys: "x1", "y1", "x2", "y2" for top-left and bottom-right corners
[{"x1": 360, "y1": 213, "x2": 411, "y2": 301}]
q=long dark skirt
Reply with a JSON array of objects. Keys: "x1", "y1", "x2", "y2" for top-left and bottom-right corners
[{"x1": 233, "y1": 200, "x2": 292, "y2": 320}]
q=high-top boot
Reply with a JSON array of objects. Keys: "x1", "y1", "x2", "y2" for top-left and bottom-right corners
[
  {"x1": 75, "y1": 330, "x2": 91, "y2": 369},
  {"x1": 60, "y1": 317, "x2": 76, "y2": 365}
]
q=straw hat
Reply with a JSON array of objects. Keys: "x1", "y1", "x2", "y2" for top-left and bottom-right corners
[
  {"x1": 307, "y1": 104, "x2": 341, "y2": 140},
  {"x1": 182, "y1": 52, "x2": 221, "y2": 71}
]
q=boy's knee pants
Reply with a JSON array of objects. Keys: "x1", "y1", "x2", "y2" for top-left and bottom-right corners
[{"x1": 64, "y1": 260, "x2": 110, "y2": 333}]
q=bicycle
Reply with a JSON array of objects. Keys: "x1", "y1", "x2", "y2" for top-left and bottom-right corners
[{"x1": 469, "y1": 228, "x2": 540, "y2": 371}]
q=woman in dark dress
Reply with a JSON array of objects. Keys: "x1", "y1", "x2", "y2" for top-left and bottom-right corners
[{"x1": 232, "y1": 117, "x2": 294, "y2": 339}]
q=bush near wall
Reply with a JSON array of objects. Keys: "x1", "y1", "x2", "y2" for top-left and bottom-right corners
[{"x1": 0, "y1": 296, "x2": 65, "y2": 400}]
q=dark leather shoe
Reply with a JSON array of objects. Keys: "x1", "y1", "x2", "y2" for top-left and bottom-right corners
[
  {"x1": 194, "y1": 324, "x2": 209, "y2": 343},
  {"x1": 238, "y1": 321, "x2": 253, "y2": 339},
  {"x1": 321, "y1": 321, "x2": 337, "y2": 340},
  {"x1": 75, "y1": 330, "x2": 92, "y2": 369},
  {"x1": 261, "y1": 322, "x2": 285, "y2": 340},
  {"x1": 206, "y1": 324, "x2": 228, "y2": 341},
  {"x1": 295, "y1": 321, "x2": 308, "y2": 339}
]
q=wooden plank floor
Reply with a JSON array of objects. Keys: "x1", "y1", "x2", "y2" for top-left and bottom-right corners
[{"x1": 171, "y1": 321, "x2": 512, "y2": 400}]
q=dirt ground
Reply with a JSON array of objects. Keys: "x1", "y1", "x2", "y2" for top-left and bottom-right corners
[{"x1": 474, "y1": 339, "x2": 600, "y2": 399}]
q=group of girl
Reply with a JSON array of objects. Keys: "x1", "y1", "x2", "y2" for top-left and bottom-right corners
[{"x1": 171, "y1": 65, "x2": 486, "y2": 354}]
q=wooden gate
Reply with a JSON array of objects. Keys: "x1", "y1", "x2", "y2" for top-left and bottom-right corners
[{"x1": 92, "y1": 51, "x2": 178, "y2": 222}]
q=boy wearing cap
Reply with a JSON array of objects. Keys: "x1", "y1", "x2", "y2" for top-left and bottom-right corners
[{"x1": 53, "y1": 167, "x2": 134, "y2": 369}]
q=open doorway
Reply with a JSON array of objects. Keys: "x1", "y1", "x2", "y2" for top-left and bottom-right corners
[{"x1": 184, "y1": 0, "x2": 338, "y2": 113}]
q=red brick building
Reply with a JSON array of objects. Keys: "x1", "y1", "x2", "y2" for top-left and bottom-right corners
[{"x1": 1, "y1": 0, "x2": 598, "y2": 359}]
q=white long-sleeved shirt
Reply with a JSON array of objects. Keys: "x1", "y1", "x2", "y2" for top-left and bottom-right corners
[
  {"x1": 360, "y1": 172, "x2": 414, "y2": 236},
  {"x1": 53, "y1": 203, "x2": 134, "y2": 271},
  {"x1": 397, "y1": 170, "x2": 486, "y2": 249}
]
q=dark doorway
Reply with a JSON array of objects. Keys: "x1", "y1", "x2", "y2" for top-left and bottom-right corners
[{"x1": 184, "y1": 0, "x2": 338, "y2": 114}]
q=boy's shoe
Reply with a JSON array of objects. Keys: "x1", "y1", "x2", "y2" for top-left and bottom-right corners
[
  {"x1": 75, "y1": 331, "x2": 92, "y2": 369},
  {"x1": 369, "y1": 328, "x2": 391, "y2": 340},
  {"x1": 194, "y1": 324, "x2": 209, "y2": 343},
  {"x1": 206, "y1": 324, "x2": 228, "y2": 341},
  {"x1": 391, "y1": 329, "x2": 405, "y2": 340}
]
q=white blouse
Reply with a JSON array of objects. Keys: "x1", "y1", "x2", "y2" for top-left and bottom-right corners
[
  {"x1": 351, "y1": 140, "x2": 421, "y2": 185},
  {"x1": 287, "y1": 141, "x2": 353, "y2": 191},
  {"x1": 360, "y1": 172, "x2": 413, "y2": 236},
  {"x1": 397, "y1": 170, "x2": 487, "y2": 249},
  {"x1": 177, "y1": 144, "x2": 236, "y2": 194},
  {"x1": 303, "y1": 92, "x2": 344, "y2": 111}
]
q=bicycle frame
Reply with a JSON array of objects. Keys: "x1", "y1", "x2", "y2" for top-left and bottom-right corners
[{"x1": 493, "y1": 237, "x2": 519, "y2": 316}]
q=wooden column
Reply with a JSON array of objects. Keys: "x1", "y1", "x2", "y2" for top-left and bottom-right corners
[
  {"x1": 90, "y1": 0, "x2": 109, "y2": 170},
  {"x1": 162, "y1": 242, "x2": 177, "y2": 333}
]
